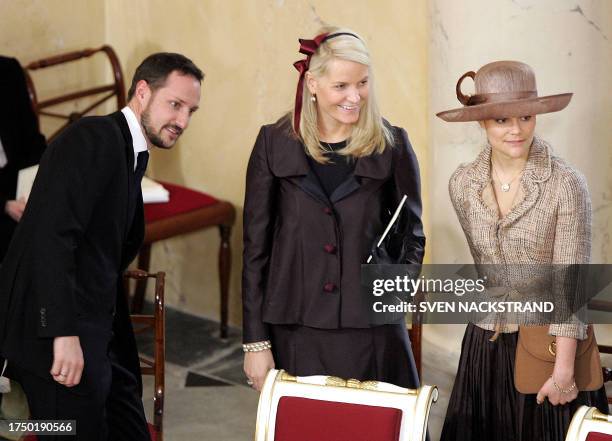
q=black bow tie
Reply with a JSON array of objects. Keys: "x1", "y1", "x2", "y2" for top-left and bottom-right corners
[{"x1": 135, "y1": 151, "x2": 149, "y2": 183}]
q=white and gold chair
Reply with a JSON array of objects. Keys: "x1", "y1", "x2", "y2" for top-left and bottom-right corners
[
  {"x1": 566, "y1": 406, "x2": 612, "y2": 441},
  {"x1": 255, "y1": 369, "x2": 438, "y2": 441}
]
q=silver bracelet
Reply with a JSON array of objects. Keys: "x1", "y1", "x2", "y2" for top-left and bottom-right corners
[{"x1": 243, "y1": 340, "x2": 272, "y2": 352}]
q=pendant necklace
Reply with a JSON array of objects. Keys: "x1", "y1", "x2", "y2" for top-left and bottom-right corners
[{"x1": 492, "y1": 161, "x2": 524, "y2": 193}]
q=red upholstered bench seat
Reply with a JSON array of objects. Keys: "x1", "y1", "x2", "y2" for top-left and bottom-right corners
[
  {"x1": 274, "y1": 396, "x2": 402, "y2": 441},
  {"x1": 141, "y1": 181, "x2": 234, "y2": 245},
  {"x1": 134, "y1": 180, "x2": 235, "y2": 337},
  {"x1": 144, "y1": 181, "x2": 218, "y2": 223},
  {"x1": 587, "y1": 433, "x2": 612, "y2": 440}
]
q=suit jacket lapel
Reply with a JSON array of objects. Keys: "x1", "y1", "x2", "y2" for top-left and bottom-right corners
[
  {"x1": 108, "y1": 111, "x2": 145, "y2": 258},
  {"x1": 109, "y1": 111, "x2": 134, "y2": 172},
  {"x1": 465, "y1": 137, "x2": 552, "y2": 227},
  {"x1": 330, "y1": 147, "x2": 392, "y2": 203},
  {"x1": 500, "y1": 137, "x2": 551, "y2": 227},
  {"x1": 271, "y1": 133, "x2": 329, "y2": 204},
  {"x1": 272, "y1": 132, "x2": 393, "y2": 205},
  {"x1": 300, "y1": 169, "x2": 329, "y2": 205},
  {"x1": 329, "y1": 176, "x2": 360, "y2": 203}
]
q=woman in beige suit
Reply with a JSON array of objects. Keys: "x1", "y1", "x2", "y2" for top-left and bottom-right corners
[{"x1": 436, "y1": 61, "x2": 608, "y2": 441}]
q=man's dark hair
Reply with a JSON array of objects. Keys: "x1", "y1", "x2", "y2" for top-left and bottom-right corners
[{"x1": 127, "y1": 52, "x2": 204, "y2": 100}]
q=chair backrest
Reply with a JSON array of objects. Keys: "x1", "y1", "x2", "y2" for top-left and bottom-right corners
[
  {"x1": 409, "y1": 291, "x2": 425, "y2": 378},
  {"x1": 566, "y1": 406, "x2": 612, "y2": 441},
  {"x1": 23, "y1": 45, "x2": 125, "y2": 143},
  {"x1": 255, "y1": 369, "x2": 437, "y2": 441},
  {"x1": 125, "y1": 269, "x2": 165, "y2": 441}
]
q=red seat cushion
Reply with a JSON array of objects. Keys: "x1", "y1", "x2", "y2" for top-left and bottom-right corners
[
  {"x1": 144, "y1": 181, "x2": 218, "y2": 223},
  {"x1": 274, "y1": 396, "x2": 402, "y2": 441},
  {"x1": 587, "y1": 433, "x2": 612, "y2": 440}
]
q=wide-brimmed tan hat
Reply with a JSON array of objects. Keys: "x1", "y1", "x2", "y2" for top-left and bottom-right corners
[{"x1": 436, "y1": 60, "x2": 572, "y2": 122}]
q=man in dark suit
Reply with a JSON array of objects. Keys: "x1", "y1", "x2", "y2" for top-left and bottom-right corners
[
  {"x1": 0, "y1": 56, "x2": 47, "y2": 260},
  {"x1": 0, "y1": 52, "x2": 203, "y2": 440}
]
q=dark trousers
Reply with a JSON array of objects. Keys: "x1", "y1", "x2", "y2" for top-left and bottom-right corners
[{"x1": 6, "y1": 347, "x2": 150, "y2": 441}]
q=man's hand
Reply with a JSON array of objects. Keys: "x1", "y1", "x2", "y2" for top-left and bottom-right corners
[
  {"x1": 244, "y1": 350, "x2": 274, "y2": 391},
  {"x1": 50, "y1": 336, "x2": 84, "y2": 387},
  {"x1": 4, "y1": 198, "x2": 26, "y2": 222}
]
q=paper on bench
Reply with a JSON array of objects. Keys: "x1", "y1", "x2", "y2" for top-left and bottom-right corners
[
  {"x1": 17, "y1": 164, "x2": 39, "y2": 201},
  {"x1": 142, "y1": 176, "x2": 170, "y2": 203}
]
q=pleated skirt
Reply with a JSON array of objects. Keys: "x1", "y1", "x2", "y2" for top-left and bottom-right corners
[
  {"x1": 441, "y1": 323, "x2": 609, "y2": 441},
  {"x1": 269, "y1": 323, "x2": 420, "y2": 389}
]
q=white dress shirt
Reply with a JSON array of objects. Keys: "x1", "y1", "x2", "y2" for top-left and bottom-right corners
[{"x1": 120, "y1": 106, "x2": 149, "y2": 170}]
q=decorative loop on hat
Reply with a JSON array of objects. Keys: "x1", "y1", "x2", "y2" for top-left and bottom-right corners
[{"x1": 456, "y1": 71, "x2": 476, "y2": 105}]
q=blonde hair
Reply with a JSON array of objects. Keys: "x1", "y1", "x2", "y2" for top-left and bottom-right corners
[{"x1": 292, "y1": 26, "x2": 393, "y2": 163}]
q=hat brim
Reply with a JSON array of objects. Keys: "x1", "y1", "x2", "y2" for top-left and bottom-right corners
[{"x1": 436, "y1": 93, "x2": 572, "y2": 122}]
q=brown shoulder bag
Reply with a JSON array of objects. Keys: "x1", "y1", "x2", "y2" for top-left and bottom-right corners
[{"x1": 514, "y1": 325, "x2": 603, "y2": 394}]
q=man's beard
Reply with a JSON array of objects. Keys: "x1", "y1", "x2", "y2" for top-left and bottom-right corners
[{"x1": 141, "y1": 107, "x2": 182, "y2": 149}]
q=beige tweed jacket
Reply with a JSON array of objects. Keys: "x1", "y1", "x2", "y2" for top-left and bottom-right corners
[{"x1": 449, "y1": 136, "x2": 591, "y2": 340}]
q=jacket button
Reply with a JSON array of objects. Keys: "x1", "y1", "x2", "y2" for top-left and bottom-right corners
[
  {"x1": 40, "y1": 308, "x2": 47, "y2": 328},
  {"x1": 323, "y1": 244, "x2": 337, "y2": 254},
  {"x1": 323, "y1": 282, "x2": 336, "y2": 293},
  {"x1": 323, "y1": 207, "x2": 332, "y2": 215}
]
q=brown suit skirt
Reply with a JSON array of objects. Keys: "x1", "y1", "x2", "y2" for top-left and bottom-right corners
[{"x1": 269, "y1": 322, "x2": 420, "y2": 389}]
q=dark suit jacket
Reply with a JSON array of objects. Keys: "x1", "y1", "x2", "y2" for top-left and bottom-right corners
[
  {"x1": 0, "y1": 56, "x2": 46, "y2": 259},
  {"x1": 0, "y1": 111, "x2": 143, "y2": 394},
  {"x1": 242, "y1": 116, "x2": 425, "y2": 343}
]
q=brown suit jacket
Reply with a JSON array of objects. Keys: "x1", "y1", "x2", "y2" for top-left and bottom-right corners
[
  {"x1": 242, "y1": 116, "x2": 425, "y2": 343},
  {"x1": 449, "y1": 136, "x2": 591, "y2": 339}
]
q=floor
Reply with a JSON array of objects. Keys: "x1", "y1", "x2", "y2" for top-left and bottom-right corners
[
  {"x1": 136, "y1": 310, "x2": 461, "y2": 440},
  {"x1": 138, "y1": 307, "x2": 260, "y2": 440},
  {"x1": 0, "y1": 308, "x2": 464, "y2": 441},
  {"x1": 3, "y1": 310, "x2": 612, "y2": 440}
]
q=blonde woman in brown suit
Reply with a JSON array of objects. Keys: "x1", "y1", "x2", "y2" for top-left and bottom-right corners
[
  {"x1": 437, "y1": 61, "x2": 608, "y2": 441},
  {"x1": 242, "y1": 26, "x2": 425, "y2": 392}
]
